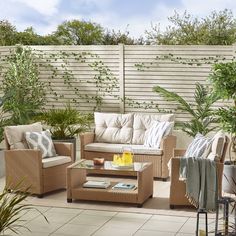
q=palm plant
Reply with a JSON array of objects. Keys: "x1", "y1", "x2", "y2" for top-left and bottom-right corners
[
  {"x1": 153, "y1": 82, "x2": 219, "y2": 137},
  {"x1": 37, "y1": 104, "x2": 93, "y2": 139}
]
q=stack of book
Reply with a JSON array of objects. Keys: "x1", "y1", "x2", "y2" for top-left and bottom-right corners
[
  {"x1": 83, "y1": 180, "x2": 110, "y2": 189},
  {"x1": 112, "y1": 183, "x2": 136, "y2": 190}
]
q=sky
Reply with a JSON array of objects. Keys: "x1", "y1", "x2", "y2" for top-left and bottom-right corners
[{"x1": 1, "y1": 0, "x2": 236, "y2": 38}]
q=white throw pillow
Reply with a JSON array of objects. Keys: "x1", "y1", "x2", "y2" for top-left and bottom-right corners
[
  {"x1": 184, "y1": 133, "x2": 213, "y2": 158},
  {"x1": 25, "y1": 130, "x2": 57, "y2": 158},
  {"x1": 144, "y1": 121, "x2": 173, "y2": 148}
]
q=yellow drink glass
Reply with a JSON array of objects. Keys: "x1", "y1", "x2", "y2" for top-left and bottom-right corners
[{"x1": 122, "y1": 147, "x2": 133, "y2": 165}]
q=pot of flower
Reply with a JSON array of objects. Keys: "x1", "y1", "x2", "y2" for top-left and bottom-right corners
[
  {"x1": 37, "y1": 104, "x2": 93, "y2": 160},
  {"x1": 209, "y1": 61, "x2": 236, "y2": 194}
]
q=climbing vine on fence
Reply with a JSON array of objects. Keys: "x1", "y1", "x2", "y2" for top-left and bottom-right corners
[
  {"x1": 31, "y1": 48, "x2": 120, "y2": 111},
  {"x1": 131, "y1": 53, "x2": 229, "y2": 112}
]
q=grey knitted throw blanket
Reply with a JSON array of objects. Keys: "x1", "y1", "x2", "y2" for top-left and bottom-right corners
[{"x1": 179, "y1": 157, "x2": 218, "y2": 211}]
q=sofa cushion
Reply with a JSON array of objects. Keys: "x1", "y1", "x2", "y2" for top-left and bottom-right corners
[
  {"x1": 94, "y1": 112, "x2": 134, "y2": 144},
  {"x1": 85, "y1": 143, "x2": 163, "y2": 155},
  {"x1": 25, "y1": 130, "x2": 57, "y2": 158},
  {"x1": 132, "y1": 113, "x2": 174, "y2": 145},
  {"x1": 144, "y1": 121, "x2": 173, "y2": 148},
  {"x1": 42, "y1": 156, "x2": 71, "y2": 168},
  {"x1": 4, "y1": 122, "x2": 43, "y2": 150},
  {"x1": 184, "y1": 133, "x2": 213, "y2": 158}
]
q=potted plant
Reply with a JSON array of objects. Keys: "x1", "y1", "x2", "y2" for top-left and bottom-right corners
[
  {"x1": 209, "y1": 61, "x2": 236, "y2": 194},
  {"x1": 37, "y1": 104, "x2": 93, "y2": 159}
]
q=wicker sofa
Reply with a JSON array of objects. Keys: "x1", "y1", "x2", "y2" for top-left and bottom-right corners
[{"x1": 80, "y1": 112, "x2": 176, "y2": 179}]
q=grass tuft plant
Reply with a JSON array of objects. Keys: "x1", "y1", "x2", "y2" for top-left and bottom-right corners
[{"x1": 0, "y1": 183, "x2": 47, "y2": 235}]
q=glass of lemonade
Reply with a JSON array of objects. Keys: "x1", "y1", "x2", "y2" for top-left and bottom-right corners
[{"x1": 122, "y1": 147, "x2": 133, "y2": 165}]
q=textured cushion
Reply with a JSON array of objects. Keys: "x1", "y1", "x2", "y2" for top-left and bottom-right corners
[
  {"x1": 144, "y1": 121, "x2": 173, "y2": 148},
  {"x1": 132, "y1": 113, "x2": 174, "y2": 145},
  {"x1": 94, "y1": 112, "x2": 134, "y2": 144},
  {"x1": 4, "y1": 122, "x2": 42, "y2": 149},
  {"x1": 184, "y1": 133, "x2": 213, "y2": 158},
  {"x1": 25, "y1": 130, "x2": 57, "y2": 158},
  {"x1": 85, "y1": 143, "x2": 163, "y2": 155},
  {"x1": 42, "y1": 156, "x2": 71, "y2": 168},
  {"x1": 207, "y1": 131, "x2": 225, "y2": 161}
]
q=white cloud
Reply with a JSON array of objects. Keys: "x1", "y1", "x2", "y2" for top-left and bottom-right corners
[
  {"x1": 181, "y1": 0, "x2": 236, "y2": 16},
  {"x1": 2, "y1": 0, "x2": 236, "y2": 38},
  {"x1": 12, "y1": 0, "x2": 60, "y2": 16}
]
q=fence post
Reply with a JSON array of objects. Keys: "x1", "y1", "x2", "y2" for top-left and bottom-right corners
[{"x1": 119, "y1": 43, "x2": 125, "y2": 113}]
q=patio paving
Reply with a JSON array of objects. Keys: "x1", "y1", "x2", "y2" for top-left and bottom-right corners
[
  {"x1": 1, "y1": 175, "x2": 218, "y2": 236},
  {"x1": 3, "y1": 206, "x2": 204, "y2": 236}
]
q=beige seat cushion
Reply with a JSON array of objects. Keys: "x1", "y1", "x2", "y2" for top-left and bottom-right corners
[
  {"x1": 94, "y1": 112, "x2": 134, "y2": 144},
  {"x1": 42, "y1": 156, "x2": 71, "y2": 168},
  {"x1": 4, "y1": 122, "x2": 43, "y2": 149},
  {"x1": 132, "y1": 113, "x2": 174, "y2": 145},
  {"x1": 85, "y1": 143, "x2": 163, "y2": 155}
]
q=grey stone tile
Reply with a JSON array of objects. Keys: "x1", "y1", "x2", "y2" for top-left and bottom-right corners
[
  {"x1": 134, "y1": 229, "x2": 175, "y2": 236},
  {"x1": 141, "y1": 219, "x2": 184, "y2": 232},
  {"x1": 53, "y1": 224, "x2": 99, "y2": 235},
  {"x1": 92, "y1": 225, "x2": 137, "y2": 236},
  {"x1": 81, "y1": 209, "x2": 117, "y2": 217},
  {"x1": 69, "y1": 214, "x2": 112, "y2": 226}
]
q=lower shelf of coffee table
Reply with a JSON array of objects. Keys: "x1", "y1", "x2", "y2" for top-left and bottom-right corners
[{"x1": 69, "y1": 181, "x2": 139, "y2": 204}]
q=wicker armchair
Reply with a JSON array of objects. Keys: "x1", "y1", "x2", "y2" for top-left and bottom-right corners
[
  {"x1": 169, "y1": 135, "x2": 229, "y2": 209},
  {"x1": 4, "y1": 127, "x2": 75, "y2": 197}
]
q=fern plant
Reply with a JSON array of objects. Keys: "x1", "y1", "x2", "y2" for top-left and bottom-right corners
[{"x1": 153, "y1": 83, "x2": 219, "y2": 137}]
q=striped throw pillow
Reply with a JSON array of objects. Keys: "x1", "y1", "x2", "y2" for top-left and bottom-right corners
[
  {"x1": 144, "y1": 121, "x2": 173, "y2": 148},
  {"x1": 25, "y1": 130, "x2": 57, "y2": 158},
  {"x1": 184, "y1": 133, "x2": 213, "y2": 158}
]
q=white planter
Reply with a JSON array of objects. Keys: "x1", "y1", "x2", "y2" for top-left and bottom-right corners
[
  {"x1": 0, "y1": 150, "x2": 5, "y2": 178},
  {"x1": 223, "y1": 164, "x2": 236, "y2": 194}
]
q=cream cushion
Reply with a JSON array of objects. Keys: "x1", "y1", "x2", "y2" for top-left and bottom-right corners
[
  {"x1": 85, "y1": 143, "x2": 163, "y2": 155},
  {"x1": 207, "y1": 131, "x2": 225, "y2": 161},
  {"x1": 42, "y1": 156, "x2": 71, "y2": 168},
  {"x1": 132, "y1": 113, "x2": 174, "y2": 145},
  {"x1": 94, "y1": 112, "x2": 134, "y2": 144},
  {"x1": 4, "y1": 122, "x2": 43, "y2": 149}
]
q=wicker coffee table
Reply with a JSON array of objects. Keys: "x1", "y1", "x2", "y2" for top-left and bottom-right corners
[{"x1": 66, "y1": 159, "x2": 153, "y2": 207}]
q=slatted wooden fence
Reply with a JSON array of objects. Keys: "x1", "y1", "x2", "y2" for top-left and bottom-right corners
[{"x1": 0, "y1": 44, "x2": 235, "y2": 122}]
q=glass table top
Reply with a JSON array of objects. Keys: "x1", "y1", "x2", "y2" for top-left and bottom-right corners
[{"x1": 72, "y1": 159, "x2": 149, "y2": 172}]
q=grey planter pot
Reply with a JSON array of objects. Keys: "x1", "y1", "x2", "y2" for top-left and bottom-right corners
[
  {"x1": 0, "y1": 149, "x2": 5, "y2": 178},
  {"x1": 222, "y1": 163, "x2": 236, "y2": 194},
  {"x1": 53, "y1": 137, "x2": 77, "y2": 160}
]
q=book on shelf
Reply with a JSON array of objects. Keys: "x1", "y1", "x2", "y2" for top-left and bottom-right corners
[
  {"x1": 112, "y1": 183, "x2": 136, "y2": 190},
  {"x1": 83, "y1": 180, "x2": 110, "y2": 189}
]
